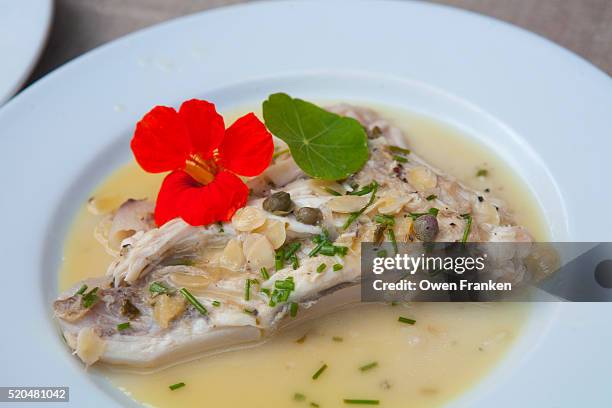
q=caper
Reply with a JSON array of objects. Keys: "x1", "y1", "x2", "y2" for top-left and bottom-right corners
[
  {"x1": 262, "y1": 191, "x2": 293, "y2": 215},
  {"x1": 413, "y1": 214, "x2": 439, "y2": 242},
  {"x1": 295, "y1": 207, "x2": 322, "y2": 225}
]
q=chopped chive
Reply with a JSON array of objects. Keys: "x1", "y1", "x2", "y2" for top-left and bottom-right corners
[
  {"x1": 387, "y1": 229, "x2": 398, "y2": 255},
  {"x1": 117, "y1": 322, "x2": 130, "y2": 331},
  {"x1": 426, "y1": 194, "x2": 437, "y2": 201},
  {"x1": 149, "y1": 281, "x2": 170, "y2": 295},
  {"x1": 283, "y1": 242, "x2": 302, "y2": 259},
  {"x1": 343, "y1": 399, "x2": 379, "y2": 405},
  {"x1": 377, "y1": 249, "x2": 388, "y2": 258},
  {"x1": 275, "y1": 279, "x2": 295, "y2": 291},
  {"x1": 212, "y1": 300, "x2": 221, "y2": 307},
  {"x1": 169, "y1": 382, "x2": 185, "y2": 391},
  {"x1": 291, "y1": 255, "x2": 300, "y2": 269},
  {"x1": 245, "y1": 279, "x2": 251, "y2": 301},
  {"x1": 275, "y1": 249, "x2": 285, "y2": 270},
  {"x1": 260, "y1": 267, "x2": 270, "y2": 280},
  {"x1": 324, "y1": 187, "x2": 342, "y2": 196},
  {"x1": 333, "y1": 263, "x2": 343, "y2": 272},
  {"x1": 359, "y1": 362, "x2": 378, "y2": 372},
  {"x1": 347, "y1": 182, "x2": 377, "y2": 196},
  {"x1": 290, "y1": 302, "x2": 298, "y2": 317},
  {"x1": 477, "y1": 169, "x2": 488, "y2": 177},
  {"x1": 387, "y1": 145, "x2": 411, "y2": 155},
  {"x1": 374, "y1": 214, "x2": 395, "y2": 226},
  {"x1": 81, "y1": 287, "x2": 99, "y2": 308},
  {"x1": 343, "y1": 182, "x2": 378, "y2": 230},
  {"x1": 244, "y1": 308, "x2": 256, "y2": 315},
  {"x1": 398, "y1": 316, "x2": 416, "y2": 325},
  {"x1": 332, "y1": 336, "x2": 343, "y2": 342},
  {"x1": 409, "y1": 207, "x2": 439, "y2": 220},
  {"x1": 294, "y1": 393, "x2": 306, "y2": 401},
  {"x1": 317, "y1": 263, "x2": 327, "y2": 273},
  {"x1": 393, "y1": 154, "x2": 408, "y2": 163},
  {"x1": 312, "y1": 363, "x2": 328, "y2": 380},
  {"x1": 461, "y1": 213, "x2": 473, "y2": 243},
  {"x1": 261, "y1": 288, "x2": 271, "y2": 296},
  {"x1": 75, "y1": 284, "x2": 88, "y2": 296},
  {"x1": 318, "y1": 244, "x2": 336, "y2": 256},
  {"x1": 179, "y1": 288, "x2": 207, "y2": 315},
  {"x1": 310, "y1": 403, "x2": 320, "y2": 407},
  {"x1": 335, "y1": 246, "x2": 348, "y2": 256}
]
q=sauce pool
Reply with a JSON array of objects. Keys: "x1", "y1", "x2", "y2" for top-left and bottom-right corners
[{"x1": 59, "y1": 105, "x2": 546, "y2": 407}]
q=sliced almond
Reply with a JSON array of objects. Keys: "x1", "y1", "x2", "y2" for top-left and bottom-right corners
[
  {"x1": 407, "y1": 166, "x2": 437, "y2": 191},
  {"x1": 75, "y1": 327, "x2": 106, "y2": 366},
  {"x1": 473, "y1": 200, "x2": 500, "y2": 225},
  {"x1": 308, "y1": 179, "x2": 346, "y2": 196},
  {"x1": 153, "y1": 294, "x2": 186, "y2": 329},
  {"x1": 243, "y1": 233, "x2": 275, "y2": 270},
  {"x1": 220, "y1": 238, "x2": 246, "y2": 270},
  {"x1": 169, "y1": 272, "x2": 213, "y2": 289},
  {"x1": 231, "y1": 207, "x2": 266, "y2": 232},
  {"x1": 254, "y1": 219, "x2": 287, "y2": 249},
  {"x1": 375, "y1": 196, "x2": 410, "y2": 215},
  {"x1": 327, "y1": 195, "x2": 369, "y2": 213}
]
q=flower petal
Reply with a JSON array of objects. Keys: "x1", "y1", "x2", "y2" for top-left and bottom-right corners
[
  {"x1": 131, "y1": 106, "x2": 191, "y2": 173},
  {"x1": 178, "y1": 99, "x2": 225, "y2": 159},
  {"x1": 217, "y1": 113, "x2": 274, "y2": 177},
  {"x1": 154, "y1": 170, "x2": 248, "y2": 226}
]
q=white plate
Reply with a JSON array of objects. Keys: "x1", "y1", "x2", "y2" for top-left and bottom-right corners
[
  {"x1": 0, "y1": 0, "x2": 53, "y2": 105},
  {"x1": 0, "y1": 1, "x2": 611, "y2": 406}
]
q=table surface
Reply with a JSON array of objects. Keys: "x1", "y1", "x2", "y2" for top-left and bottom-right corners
[{"x1": 27, "y1": 0, "x2": 612, "y2": 84}]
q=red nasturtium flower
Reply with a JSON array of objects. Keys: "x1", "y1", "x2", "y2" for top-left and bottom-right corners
[{"x1": 131, "y1": 99, "x2": 273, "y2": 226}]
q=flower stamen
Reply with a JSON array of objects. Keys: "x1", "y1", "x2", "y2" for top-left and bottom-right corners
[{"x1": 184, "y1": 154, "x2": 218, "y2": 185}]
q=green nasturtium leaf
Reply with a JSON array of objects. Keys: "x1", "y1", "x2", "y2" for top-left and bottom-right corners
[{"x1": 262, "y1": 93, "x2": 369, "y2": 181}]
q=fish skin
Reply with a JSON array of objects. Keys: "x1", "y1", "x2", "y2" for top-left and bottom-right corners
[{"x1": 53, "y1": 104, "x2": 531, "y2": 367}]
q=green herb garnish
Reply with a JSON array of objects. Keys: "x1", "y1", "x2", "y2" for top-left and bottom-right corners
[
  {"x1": 426, "y1": 194, "x2": 437, "y2": 201},
  {"x1": 477, "y1": 169, "x2": 488, "y2": 177},
  {"x1": 387, "y1": 229, "x2": 398, "y2": 255},
  {"x1": 317, "y1": 263, "x2": 327, "y2": 273},
  {"x1": 179, "y1": 288, "x2": 207, "y2": 315},
  {"x1": 290, "y1": 302, "x2": 298, "y2": 317},
  {"x1": 461, "y1": 213, "x2": 473, "y2": 243},
  {"x1": 398, "y1": 316, "x2": 416, "y2": 325},
  {"x1": 294, "y1": 393, "x2": 306, "y2": 401},
  {"x1": 347, "y1": 183, "x2": 377, "y2": 196},
  {"x1": 245, "y1": 279, "x2": 252, "y2": 301},
  {"x1": 409, "y1": 207, "x2": 439, "y2": 220},
  {"x1": 75, "y1": 284, "x2": 88, "y2": 296},
  {"x1": 275, "y1": 248, "x2": 285, "y2": 271},
  {"x1": 310, "y1": 403, "x2": 320, "y2": 408},
  {"x1": 169, "y1": 382, "x2": 185, "y2": 391},
  {"x1": 212, "y1": 300, "x2": 221, "y2": 307},
  {"x1": 81, "y1": 287, "x2": 99, "y2": 308},
  {"x1": 260, "y1": 267, "x2": 270, "y2": 280},
  {"x1": 359, "y1": 362, "x2": 378, "y2": 372},
  {"x1": 312, "y1": 364, "x2": 328, "y2": 380},
  {"x1": 263, "y1": 93, "x2": 369, "y2": 180},
  {"x1": 332, "y1": 336, "x2": 343, "y2": 342},
  {"x1": 387, "y1": 145, "x2": 410, "y2": 155},
  {"x1": 149, "y1": 281, "x2": 171, "y2": 295},
  {"x1": 374, "y1": 214, "x2": 395, "y2": 226},
  {"x1": 343, "y1": 182, "x2": 378, "y2": 230},
  {"x1": 117, "y1": 322, "x2": 130, "y2": 331},
  {"x1": 324, "y1": 187, "x2": 342, "y2": 196},
  {"x1": 392, "y1": 154, "x2": 408, "y2": 163},
  {"x1": 333, "y1": 263, "x2": 343, "y2": 272},
  {"x1": 343, "y1": 399, "x2": 380, "y2": 405},
  {"x1": 377, "y1": 249, "x2": 388, "y2": 257}
]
